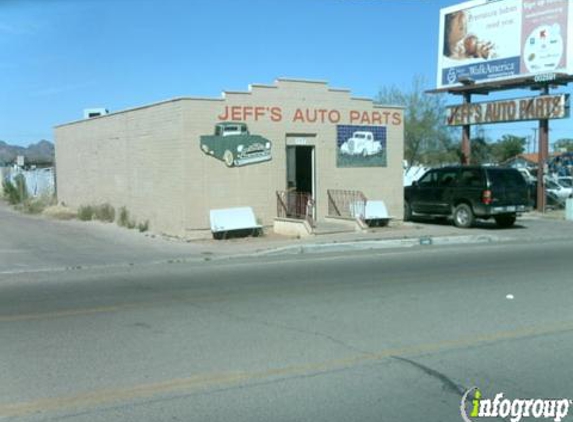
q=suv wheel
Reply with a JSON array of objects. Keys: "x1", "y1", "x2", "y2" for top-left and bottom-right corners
[
  {"x1": 404, "y1": 201, "x2": 412, "y2": 222},
  {"x1": 494, "y1": 214, "x2": 516, "y2": 228},
  {"x1": 453, "y1": 204, "x2": 474, "y2": 228}
]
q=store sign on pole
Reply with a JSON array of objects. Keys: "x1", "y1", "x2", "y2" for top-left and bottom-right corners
[{"x1": 445, "y1": 94, "x2": 570, "y2": 126}]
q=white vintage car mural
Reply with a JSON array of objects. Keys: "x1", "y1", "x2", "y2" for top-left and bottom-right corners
[{"x1": 339, "y1": 131, "x2": 382, "y2": 156}]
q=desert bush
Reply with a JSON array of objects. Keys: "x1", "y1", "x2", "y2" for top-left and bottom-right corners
[
  {"x1": 117, "y1": 206, "x2": 136, "y2": 228},
  {"x1": 77, "y1": 203, "x2": 116, "y2": 222},
  {"x1": 18, "y1": 194, "x2": 56, "y2": 214},
  {"x1": 93, "y1": 203, "x2": 115, "y2": 222},
  {"x1": 13, "y1": 175, "x2": 28, "y2": 202},
  {"x1": 137, "y1": 220, "x2": 149, "y2": 232},
  {"x1": 2, "y1": 179, "x2": 20, "y2": 204},
  {"x1": 117, "y1": 207, "x2": 148, "y2": 231},
  {"x1": 118, "y1": 206, "x2": 129, "y2": 227},
  {"x1": 77, "y1": 205, "x2": 95, "y2": 221},
  {"x1": 43, "y1": 204, "x2": 77, "y2": 220},
  {"x1": 2, "y1": 176, "x2": 29, "y2": 205}
]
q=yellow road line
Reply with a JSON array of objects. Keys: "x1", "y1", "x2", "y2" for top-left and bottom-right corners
[
  {"x1": 0, "y1": 304, "x2": 144, "y2": 323},
  {"x1": 2, "y1": 319, "x2": 573, "y2": 418}
]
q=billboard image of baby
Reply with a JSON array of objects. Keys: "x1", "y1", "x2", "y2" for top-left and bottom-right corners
[{"x1": 443, "y1": 10, "x2": 496, "y2": 61}]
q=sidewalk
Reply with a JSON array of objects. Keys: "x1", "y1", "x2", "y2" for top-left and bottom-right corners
[
  {"x1": 1, "y1": 198, "x2": 572, "y2": 274},
  {"x1": 179, "y1": 211, "x2": 573, "y2": 258}
]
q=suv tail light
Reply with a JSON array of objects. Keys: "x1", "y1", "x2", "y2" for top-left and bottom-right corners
[{"x1": 482, "y1": 190, "x2": 492, "y2": 205}]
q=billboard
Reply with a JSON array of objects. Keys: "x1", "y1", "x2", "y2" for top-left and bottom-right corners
[{"x1": 437, "y1": 0, "x2": 572, "y2": 88}]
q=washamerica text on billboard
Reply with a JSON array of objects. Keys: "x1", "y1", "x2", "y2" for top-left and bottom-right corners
[{"x1": 438, "y1": 0, "x2": 570, "y2": 88}]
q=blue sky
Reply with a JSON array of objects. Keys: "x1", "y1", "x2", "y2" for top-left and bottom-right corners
[{"x1": 0, "y1": 0, "x2": 570, "y2": 148}]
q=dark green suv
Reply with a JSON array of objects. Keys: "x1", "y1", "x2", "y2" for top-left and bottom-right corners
[{"x1": 404, "y1": 166, "x2": 531, "y2": 228}]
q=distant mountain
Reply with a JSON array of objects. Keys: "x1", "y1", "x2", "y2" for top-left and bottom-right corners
[{"x1": 0, "y1": 140, "x2": 54, "y2": 165}]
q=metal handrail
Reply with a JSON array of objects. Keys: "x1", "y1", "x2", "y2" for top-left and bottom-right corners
[
  {"x1": 327, "y1": 189, "x2": 368, "y2": 223},
  {"x1": 276, "y1": 191, "x2": 316, "y2": 227}
]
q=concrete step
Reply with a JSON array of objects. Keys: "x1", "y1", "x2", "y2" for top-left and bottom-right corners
[{"x1": 312, "y1": 220, "x2": 357, "y2": 235}]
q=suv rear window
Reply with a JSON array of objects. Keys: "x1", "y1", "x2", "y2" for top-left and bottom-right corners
[
  {"x1": 458, "y1": 169, "x2": 484, "y2": 188},
  {"x1": 437, "y1": 170, "x2": 458, "y2": 187},
  {"x1": 487, "y1": 169, "x2": 526, "y2": 187}
]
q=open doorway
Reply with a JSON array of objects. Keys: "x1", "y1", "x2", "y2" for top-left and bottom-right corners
[
  {"x1": 286, "y1": 145, "x2": 314, "y2": 197},
  {"x1": 285, "y1": 145, "x2": 315, "y2": 222}
]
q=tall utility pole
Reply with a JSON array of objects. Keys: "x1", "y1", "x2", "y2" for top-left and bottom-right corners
[
  {"x1": 461, "y1": 92, "x2": 471, "y2": 165},
  {"x1": 531, "y1": 128, "x2": 538, "y2": 154},
  {"x1": 536, "y1": 86, "x2": 550, "y2": 213}
]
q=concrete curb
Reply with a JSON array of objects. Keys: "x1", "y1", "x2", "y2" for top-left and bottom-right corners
[
  {"x1": 0, "y1": 234, "x2": 504, "y2": 276},
  {"x1": 247, "y1": 234, "x2": 507, "y2": 257},
  {"x1": 5, "y1": 231, "x2": 571, "y2": 277}
]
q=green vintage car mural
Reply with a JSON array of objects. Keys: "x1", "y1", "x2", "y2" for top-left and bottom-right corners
[{"x1": 200, "y1": 122, "x2": 272, "y2": 167}]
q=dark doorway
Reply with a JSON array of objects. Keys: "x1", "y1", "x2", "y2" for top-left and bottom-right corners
[{"x1": 286, "y1": 145, "x2": 314, "y2": 196}]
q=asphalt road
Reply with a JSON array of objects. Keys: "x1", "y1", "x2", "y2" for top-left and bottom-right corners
[{"x1": 1, "y1": 236, "x2": 573, "y2": 422}]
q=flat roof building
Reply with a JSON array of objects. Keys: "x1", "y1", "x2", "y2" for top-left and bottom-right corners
[{"x1": 55, "y1": 78, "x2": 404, "y2": 238}]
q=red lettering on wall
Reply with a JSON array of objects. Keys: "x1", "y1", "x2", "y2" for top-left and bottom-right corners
[
  {"x1": 230, "y1": 106, "x2": 242, "y2": 121},
  {"x1": 382, "y1": 111, "x2": 391, "y2": 124},
  {"x1": 349, "y1": 110, "x2": 361, "y2": 123},
  {"x1": 305, "y1": 109, "x2": 317, "y2": 123},
  {"x1": 243, "y1": 106, "x2": 254, "y2": 120},
  {"x1": 217, "y1": 105, "x2": 400, "y2": 126},
  {"x1": 254, "y1": 106, "x2": 265, "y2": 121},
  {"x1": 371, "y1": 112, "x2": 382, "y2": 125},
  {"x1": 328, "y1": 110, "x2": 341, "y2": 123},
  {"x1": 293, "y1": 108, "x2": 304, "y2": 123},
  {"x1": 270, "y1": 107, "x2": 282, "y2": 122},
  {"x1": 217, "y1": 106, "x2": 229, "y2": 121}
]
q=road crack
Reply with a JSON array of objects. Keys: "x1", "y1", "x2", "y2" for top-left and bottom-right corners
[
  {"x1": 186, "y1": 302, "x2": 368, "y2": 354},
  {"x1": 390, "y1": 355, "x2": 466, "y2": 397}
]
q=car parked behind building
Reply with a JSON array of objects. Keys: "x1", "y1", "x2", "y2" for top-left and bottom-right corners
[
  {"x1": 404, "y1": 166, "x2": 531, "y2": 228},
  {"x1": 545, "y1": 179, "x2": 573, "y2": 200}
]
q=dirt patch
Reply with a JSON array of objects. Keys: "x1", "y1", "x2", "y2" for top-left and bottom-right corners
[{"x1": 42, "y1": 204, "x2": 77, "y2": 220}]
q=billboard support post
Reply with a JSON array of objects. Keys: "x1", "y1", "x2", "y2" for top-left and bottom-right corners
[
  {"x1": 537, "y1": 85, "x2": 550, "y2": 212},
  {"x1": 461, "y1": 92, "x2": 471, "y2": 165}
]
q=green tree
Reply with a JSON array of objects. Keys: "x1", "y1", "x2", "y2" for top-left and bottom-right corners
[
  {"x1": 492, "y1": 135, "x2": 526, "y2": 163},
  {"x1": 470, "y1": 136, "x2": 494, "y2": 165},
  {"x1": 553, "y1": 138, "x2": 573, "y2": 152},
  {"x1": 2, "y1": 175, "x2": 28, "y2": 205},
  {"x1": 376, "y1": 76, "x2": 453, "y2": 165}
]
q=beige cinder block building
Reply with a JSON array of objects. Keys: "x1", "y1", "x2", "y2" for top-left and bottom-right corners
[{"x1": 55, "y1": 78, "x2": 404, "y2": 237}]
